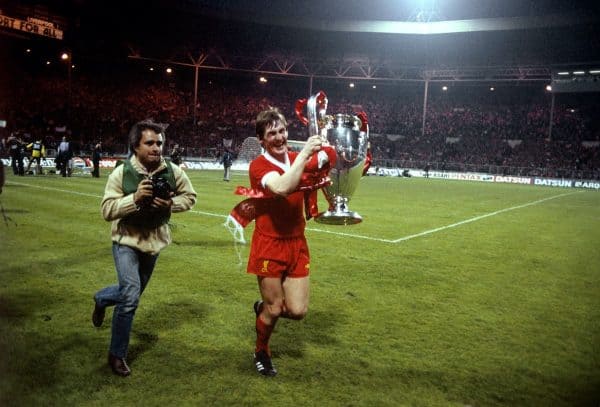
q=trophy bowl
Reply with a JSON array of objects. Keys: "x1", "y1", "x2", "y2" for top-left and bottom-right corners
[{"x1": 316, "y1": 113, "x2": 368, "y2": 225}]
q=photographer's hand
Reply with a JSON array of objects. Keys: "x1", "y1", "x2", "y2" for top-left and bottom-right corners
[
  {"x1": 150, "y1": 196, "x2": 173, "y2": 210},
  {"x1": 133, "y1": 179, "x2": 153, "y2": 207}
]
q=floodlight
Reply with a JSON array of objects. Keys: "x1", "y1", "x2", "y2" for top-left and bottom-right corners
[
  {"x1": 349, "y1": 83, "x2": 355, "y2": 88},
  {"x1": 545, "y1": 85, "x2": 552, "y2": 91},
  {"x1": 166, "y1": 67, "x2": 173, "y2": 73}
]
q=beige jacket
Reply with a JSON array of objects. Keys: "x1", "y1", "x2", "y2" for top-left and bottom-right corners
[{"x1": 101, "y1": 155, "x2": 197, "y2": 254}]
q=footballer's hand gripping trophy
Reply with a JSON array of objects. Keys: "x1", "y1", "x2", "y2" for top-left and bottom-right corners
[{"x1": 295, "y1": 91, "x2": 369, "y2": 225}]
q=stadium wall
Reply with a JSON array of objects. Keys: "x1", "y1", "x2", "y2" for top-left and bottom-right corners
[
  {"x1": 370, "y1": 167, "x2": 600, "y2": 190},
  {"x1": 2, "y1": 158, "x2": 598, "y2": 190}
]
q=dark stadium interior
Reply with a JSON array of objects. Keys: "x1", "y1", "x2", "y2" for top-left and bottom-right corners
[{"x1": 1, "y1": 0, "x2": 599, "y2": 179}]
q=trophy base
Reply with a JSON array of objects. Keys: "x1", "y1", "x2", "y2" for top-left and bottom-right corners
[{"x1": 315, "y1": 210, "x2": 362, "y2": 225}]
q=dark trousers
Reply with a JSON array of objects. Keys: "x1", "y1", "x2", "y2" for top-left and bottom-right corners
[
  {"x1": 11, "y1": 153, "x2": 24, "y2": 175},
  {"x1": 26, "y1": 156, "x2": 43, "y2": 174},
  {"x1": 92, "y1": 160, "x2": 100, "y2": 177}
]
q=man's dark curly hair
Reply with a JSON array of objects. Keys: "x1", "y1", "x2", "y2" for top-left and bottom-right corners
[
  {"x1": 128, "y1": 119, "x2": 169, "y2": 154},
  {"x1": 255, "y1": 108, "x2": 287, "y2": 140}
]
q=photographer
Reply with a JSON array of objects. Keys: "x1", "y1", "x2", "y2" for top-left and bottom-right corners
[
  {"x1": 170, "y1": 143, "x2": 183, "y2": 166},
  {"x1": 7, "y1": 132, "x2": 24, "y2": 176},
  {"x1": 92, "y1": 142, "x2": 102, "y2": 178},
  {"x1": 91, "y1": 119, "x2": 196, "y2": 377}
]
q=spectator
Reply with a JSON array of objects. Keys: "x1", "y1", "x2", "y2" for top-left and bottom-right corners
[
  {"x1": 56, "y1": 136, "x2": 73, "y2": 177},
  {"x1": 220, "y1": 148, "x2": 234, "y2": 181},
  {"x1": 92, "y1": 142, "x2": 102, "y2": 178},
  {"x1": 6, "y1": 132, "x2": 24, "y2": 176}
]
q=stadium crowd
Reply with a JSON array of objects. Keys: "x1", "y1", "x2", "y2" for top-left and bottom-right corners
[{"x1": 1, "y1": 66, "x2": 599, "y2": 180}]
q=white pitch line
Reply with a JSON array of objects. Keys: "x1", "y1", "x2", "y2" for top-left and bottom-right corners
[
  {"x1": 390, "y1": 191, "x2": 582, "y2": 243},
  {"x1": 191, "y1": 210, "x2": 227, "y2": 218},
  {"x1": 305, "y1": 226, "x2": 395, "y2": 243},
  {"x1": 7, "y1": 180, "x2": 103, "y2": 198},
  {"x1": 6, "y1": 181, "x2": 583, "y2": 244},
  {"x1": 7, "y1": 181, "x2": 232, "y2": 220}
]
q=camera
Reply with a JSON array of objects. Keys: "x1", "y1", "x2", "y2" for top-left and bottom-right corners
[{"x1": 151, "y1": 176, "x2": 172, "y2": 200}]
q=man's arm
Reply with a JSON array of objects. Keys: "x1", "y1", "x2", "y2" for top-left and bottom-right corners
[
  {"x1": 100, "y1": 165, "x2": 140, "y2": 221},
  {"x1": 171, "y1": 165, "x2": 197, "y2": 212},
  {"x1": 264, "y1": 135, "x2": 322, "y2": 197}
]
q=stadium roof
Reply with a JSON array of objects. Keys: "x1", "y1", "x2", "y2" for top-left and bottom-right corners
[
  {"x1": 1, "y1": 0, "x2": 599, "y2": 71},
  {"x1": 170, "y1": 0, "x2": 598, "y2": 34}
]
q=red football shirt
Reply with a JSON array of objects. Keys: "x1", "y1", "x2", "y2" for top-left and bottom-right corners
[{"x1": 248, "y1": 151, "x2": 306, "y2": 238}]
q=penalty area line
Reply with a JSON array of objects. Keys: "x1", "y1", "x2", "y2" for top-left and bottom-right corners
[
  {"x1": 306, "y1": 191, "x2": 582, "y2": 243},
  {"x1": 390, "y1": 191, "x2": 583, "y2": 243}
]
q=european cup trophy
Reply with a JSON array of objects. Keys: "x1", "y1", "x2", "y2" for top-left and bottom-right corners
[{"x1": 295, "y1": 91, "x2": 370, "y2": 225}]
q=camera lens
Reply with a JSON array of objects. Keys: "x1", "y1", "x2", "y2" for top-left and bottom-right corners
[{"x1": 152, "y1": 177, "x2": 172, "y2": 200}]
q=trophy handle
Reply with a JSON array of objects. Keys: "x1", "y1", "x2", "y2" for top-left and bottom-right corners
[
  {"x1": 355, "y1": 111, "x2": 369, "y2": 133},
  {"x1": 295, "y1": 98, "x2": 309, "y2": 125},
  {"x1": 355, "y1": 111, "x2": 371, "y2": 175},
  {"x1": 307, "y1": 91, "x2": 328, "y2": 141},
  {"x1": 315, "y1": 91, "x2": 328, "y2": 114},
  {"x1": 295, "y1": 91, "x2": 328, "y2": 138}
]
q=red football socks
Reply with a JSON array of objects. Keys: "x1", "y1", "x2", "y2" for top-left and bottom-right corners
[{"x1": 255, "y1": 315, "x2": 274, "y2": 355}]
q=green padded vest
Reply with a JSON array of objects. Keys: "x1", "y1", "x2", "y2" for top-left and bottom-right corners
[{"x1": 119, "y1": 159, "x2": 176, "y2": 229}]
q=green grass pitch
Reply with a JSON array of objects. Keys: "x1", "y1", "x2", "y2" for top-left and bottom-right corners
[{"x1": 1, "y1": 169, "x2": 599, "y2": 406}]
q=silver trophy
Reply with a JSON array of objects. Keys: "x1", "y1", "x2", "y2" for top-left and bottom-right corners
[{"x1": 295, "y1": 91, "x2": 369, "y2": 225}]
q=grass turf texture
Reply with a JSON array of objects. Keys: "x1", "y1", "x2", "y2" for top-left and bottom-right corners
[{"x1": 0, "y1": 170, "x2": 599, "y2": 406}]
